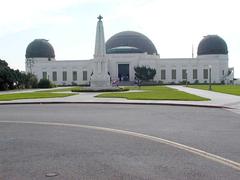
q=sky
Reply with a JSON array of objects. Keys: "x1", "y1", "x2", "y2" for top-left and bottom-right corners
[{"x1": 0, "y1": 0, "x2": 239, "y2": 77}]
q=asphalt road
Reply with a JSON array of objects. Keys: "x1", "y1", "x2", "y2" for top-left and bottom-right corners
[{"x1": 0, "y1": 104, "x2": 239, "y2": 180}]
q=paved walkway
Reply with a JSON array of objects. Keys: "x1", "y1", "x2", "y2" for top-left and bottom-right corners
[
  {"x1": 168, "y1": 85, "x2": 240, "y2": 108},
  {"x1": 168, "y1": 85, "x2": 240, "y2": 114},
  {"x1": 0, "y1": 87, "x2": 70, "y2": 94},
  {"x1": 1, "y1": 86, "x2": 240, "y2": 113}
]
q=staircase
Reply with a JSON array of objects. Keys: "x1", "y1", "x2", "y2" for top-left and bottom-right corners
[{"x1": 115, "y1": 81, "x2": 136, "y2": 86}]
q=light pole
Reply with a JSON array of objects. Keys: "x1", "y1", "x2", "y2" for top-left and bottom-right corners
[
  {"x1": 209, "y1": 65, "x2": 212, "y2": 90},
  {"x1": 186, "y1": 70, "x2": 188, "y2": 87}
]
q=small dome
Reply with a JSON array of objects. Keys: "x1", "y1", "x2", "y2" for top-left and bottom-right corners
[
  {"x1": 25, "y1": 39, "x2": 55, "y2": 58},
  {"x1": 197, "y1": 35, "x2": 228, "y2": 56},
  {"x1": 106, "y1": 31, "x2": 158, "y2": 55}
]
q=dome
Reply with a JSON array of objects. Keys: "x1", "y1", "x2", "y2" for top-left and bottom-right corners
[
  {"x1": 197, "y1": 35, "x2": 228, "y2": 56},
  {"x1": 25, "y1": 39, "x2": 55, "y2": 58},
  {"x1": 106, "y1": 31, "x2": 158, "y2": 55}
]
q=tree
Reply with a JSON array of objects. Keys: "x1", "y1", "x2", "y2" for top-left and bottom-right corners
[
  {"x1": 21, "y1": 73, "x2": 38, "y2": 88},
  {"x1": 134, "y1": 66, "x2": 156, "y2": 81},
  {"x1": 0, "y1": 59, "x2": 38, "y2": 90},
  {"x1": 0, "y1": 59, "x2": 15, "y2": 90}
]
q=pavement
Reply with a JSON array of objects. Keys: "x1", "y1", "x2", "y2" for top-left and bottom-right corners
[
  {"x1": 1, "y1": 104, "x2": 240, "y2": 179},
  {"x1": 1, "y1": 85, "x2": 240, "y2": 111},
  {"x1": 1, "y1": 87, "x2": 240, "y2": 179},
  {"x1": 0, "y1": 86, "x2": 71, "y2": 94}
]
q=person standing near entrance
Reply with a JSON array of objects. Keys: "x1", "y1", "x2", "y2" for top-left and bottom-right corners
[{"x1": 118, "y1": 73, "x2": 122, "y2": 81}]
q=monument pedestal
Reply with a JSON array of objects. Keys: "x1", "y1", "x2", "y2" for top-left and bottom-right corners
[{"x1": 90, "y1": 73, "x2": 111, "y2": 88}]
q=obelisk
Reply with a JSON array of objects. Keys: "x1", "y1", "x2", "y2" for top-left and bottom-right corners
[{"x1": 90, "y1": 15, "x2": 111, "y2": 89}]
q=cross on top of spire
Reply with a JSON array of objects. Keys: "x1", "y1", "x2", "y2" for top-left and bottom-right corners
[{"x1": 97, "y1": 15, "x2": 103, "y2": 21}]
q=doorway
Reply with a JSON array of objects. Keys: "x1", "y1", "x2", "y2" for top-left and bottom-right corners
[{"x1": 118, "y1": 64, "x2": 129, "y2": 81}]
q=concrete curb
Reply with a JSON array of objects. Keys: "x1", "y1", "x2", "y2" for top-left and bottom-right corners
[{"x1": 0, "y1": 101, "x2": 232, "y2": 109}]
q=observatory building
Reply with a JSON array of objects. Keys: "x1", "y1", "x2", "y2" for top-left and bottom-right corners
[{"x1": 25, "y1": 16, "x2": 234, "y2": 85}]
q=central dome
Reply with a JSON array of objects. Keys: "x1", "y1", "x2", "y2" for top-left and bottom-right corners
[
  {"x1": 106, "y1": 31, "x2": 158, "y2": 55},
  {"x1": 26, "y1": 39, "x2": 55, "y2": 58}
]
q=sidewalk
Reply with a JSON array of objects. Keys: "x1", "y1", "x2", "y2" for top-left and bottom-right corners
[
  {"x1": 0, "y1": 87, "x2": 71, "y2": 94},
  {"x1": 168, "y1": 85, "x2": 240, "y2": 108},
  {"x1": 1, "y1": 86, "x2": 240, "y2": 112}
]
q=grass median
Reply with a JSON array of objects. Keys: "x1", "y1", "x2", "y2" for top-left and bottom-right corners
[
  {"x1": 188, "y1": 85, "x2": 240, "y2": 96},
  {"x1": 96, "y1": 86, "x2": 209, "y2": 101},
  {"x1": 37, "y1": 87, "x2": 79, "y2": 92},
  {"x1": 0, "y1": 92, "x2": 75, "y2": 101}
]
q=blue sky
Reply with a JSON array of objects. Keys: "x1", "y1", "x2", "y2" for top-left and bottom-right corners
[{"x1": 0, "y1": 0, "x2": 240, "y2": 77}]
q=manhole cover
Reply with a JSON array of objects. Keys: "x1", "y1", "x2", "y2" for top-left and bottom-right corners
[{"x1": 45, "y1": 172, "x2": 59, "y2": 177}]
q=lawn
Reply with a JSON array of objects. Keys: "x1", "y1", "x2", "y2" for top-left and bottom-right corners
[
  {"x1": 96, "y1": 86, "x2": 209, "y2": 101},
  {"x1": 38, "y1": 86, "x2": 79, "y2": 92},
  {"x1": 189, "y1": 85, "x2": 240, "y2": 96},
  {"x1": 0, "y1": 92, "x2": 75, "y2": 101}
]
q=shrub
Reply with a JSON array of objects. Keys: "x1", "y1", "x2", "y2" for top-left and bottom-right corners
[
  {"x1": 38, "y1": 79, "x2": 54, "y2": 88},
  {"x1": 72, "y1": 87, "x2": 129, "y2": 92},
  {"x1": 72, "y1": 82, "x2": 78, "y2": 86},
  {"x1": 194, "y1": 80, "x2": 199, "y2": 84},
  {"x1": 134, "y1": 66, "x2": 156, "y2": 81}
]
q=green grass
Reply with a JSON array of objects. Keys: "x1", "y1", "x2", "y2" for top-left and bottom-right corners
[
  {"x1": 189, "y1": 85, "x2": 240, "y2": 96},
  {"x1": 97, "y1": 86, "x2": 209, "y2": 101},
  {"x1": 0, "y1": 92, "x2": 75, "y2": 101},
  {"x1": 38, "y1": 87, "x2": 79, "y2": 93}
]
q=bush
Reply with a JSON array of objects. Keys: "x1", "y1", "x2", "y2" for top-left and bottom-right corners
[
  {"x1": 71, "y1": 82, "x2": 78, "y2": 86},
  {"x1": 38, "y1": 79, "x2": 54, "y2": 88},
  {"x1": 194, "y1": 80, "x2": 199, "y2": 84},
  {"x1": 134, "y1": 66, "x2": 156, "y2": 81},
  {"x1": 72, "y1": 87, "x2": 129, "y2": 92}
]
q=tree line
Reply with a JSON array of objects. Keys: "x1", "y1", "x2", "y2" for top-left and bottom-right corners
[{"x1": 0, "y1": 59, "x2": 38, "y2": 91}]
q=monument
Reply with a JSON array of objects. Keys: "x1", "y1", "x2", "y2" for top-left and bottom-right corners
[{"x1": 90, "y1": 15, "x2": 112, "y2": 89}]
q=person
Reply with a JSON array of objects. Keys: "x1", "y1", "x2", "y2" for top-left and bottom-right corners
[
  {"x1": 108, "y1": 72, "x2": 111, "y2": 81},
  {"x1": 118, "y1": 73, "x2": 122, "y2": 81},
  {"x1": 112, "y1": 79, "x2": 119, "y2": 87}
]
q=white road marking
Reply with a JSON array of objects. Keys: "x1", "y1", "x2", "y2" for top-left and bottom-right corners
[{"x1": 1, "y1": 120, "x2": 240, "y2": 171}]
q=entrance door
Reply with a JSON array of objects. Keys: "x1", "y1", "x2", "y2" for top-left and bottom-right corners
[{"x1": 118, "y1": 64, "x2": 129, "y2": 81}]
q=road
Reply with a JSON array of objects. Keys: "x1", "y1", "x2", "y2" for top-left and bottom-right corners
[{"x1": 0, "y1": 104, "x2": 239, "y2": 179}]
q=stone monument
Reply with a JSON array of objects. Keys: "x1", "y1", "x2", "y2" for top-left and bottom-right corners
[{"x1": 90, "y1": 15, "x2": 112, "y2": 89}]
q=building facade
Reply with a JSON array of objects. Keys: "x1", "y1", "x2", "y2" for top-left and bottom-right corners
[{"x1": 25, "y1": 18, "x2": 234, "y2": 85}]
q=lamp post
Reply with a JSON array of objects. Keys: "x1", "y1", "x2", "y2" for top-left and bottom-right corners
[
  {"x1": 209, "y1": 65, "x2": 212, "y2": 90},
  {"x1": 186, "y1": 70, "x2": 188, "y2": 87}
]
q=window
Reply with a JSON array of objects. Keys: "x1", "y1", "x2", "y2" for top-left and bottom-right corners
[
  {"x1": 161, "y1": 69, "x2": 166, "y2": 80},
  {"x1": 83, "y1": 71, "x2": 87, "y2": 81},
  {"x1": 171, "y1": 69, "x2": 176, "y2": 80},
  {"x1": 42, "y1": 72, "x2": 47, "y2": 79},
  {"x1": 222, "y1": 70, "x2": 224, "y2": 75},
  {"x1": 63, "y1": 71, "x2": 67, "y2": 81},
  {"x1": 182, "y1": 69, "x2": 187, "y2": 80},
  {"x1": 52, "y1": 71, "x2": 57, "y2": 81},
  {"x1": 203, "y1": 69, "x2": 208, "y2": 79},
  {"x1": 193, "y1": 69, "x2": 198, "y2": 79},
  {"x1": 73, "y1": 71, "x2": 77, "y2": 81}
]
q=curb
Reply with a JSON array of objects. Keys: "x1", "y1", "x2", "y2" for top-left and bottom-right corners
[{"x1": 0, "y1": 101, "x2": 232, "y2": 109}]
